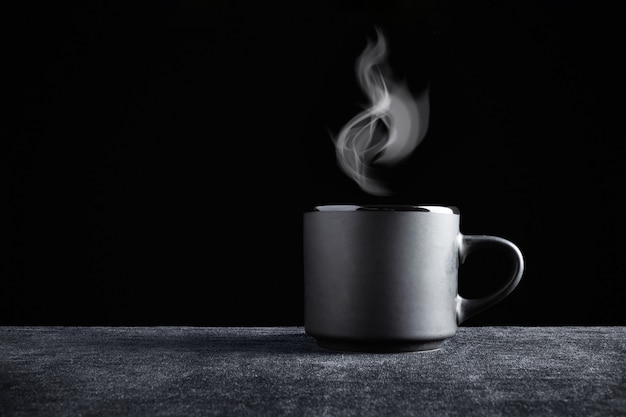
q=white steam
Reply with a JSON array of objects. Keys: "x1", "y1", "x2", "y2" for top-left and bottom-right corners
[{"x1": 332, "y1": 28, "x2": 430, "y2": 196}]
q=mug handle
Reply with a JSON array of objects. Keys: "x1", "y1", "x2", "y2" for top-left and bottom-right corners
[{"x1": 456, "y1": 234, "x2": 525, "y2": 324}]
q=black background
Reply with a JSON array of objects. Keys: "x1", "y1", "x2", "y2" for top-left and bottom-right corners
[{"x1": 5, "y1": 0, "x2": 624, "y2": 325}]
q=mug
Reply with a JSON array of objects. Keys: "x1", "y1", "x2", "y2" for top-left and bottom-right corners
[{"x1": 303, "y1": 205, "x2": 524, "y2": 352}]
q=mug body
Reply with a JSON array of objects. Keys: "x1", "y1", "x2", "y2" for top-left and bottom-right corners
[{"x1": 304, "y1": 205, "x2": 461, "y2": 352}]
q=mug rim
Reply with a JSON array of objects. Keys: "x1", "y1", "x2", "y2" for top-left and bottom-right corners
[{"x1": 309, "y1": 205, "x2": 460, "y2": 214}]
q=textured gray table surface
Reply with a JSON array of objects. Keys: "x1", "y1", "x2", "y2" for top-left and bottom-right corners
[{"x1": 1, "y1": 327, "x2": 624, "y2": 416}]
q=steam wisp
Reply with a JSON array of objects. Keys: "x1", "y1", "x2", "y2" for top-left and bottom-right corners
[{"x1": 332, "y1": 28, "x2": 429, "y2": 195}]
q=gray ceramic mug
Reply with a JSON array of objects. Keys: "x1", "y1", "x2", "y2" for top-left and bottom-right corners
[{"x1": 303, "y1": 205, "x2": 524, "y2": 352}]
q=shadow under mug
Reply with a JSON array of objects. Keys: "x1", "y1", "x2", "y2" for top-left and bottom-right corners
[{"x1": 303, "y1": 205, "x2": 524, "y2": 352}]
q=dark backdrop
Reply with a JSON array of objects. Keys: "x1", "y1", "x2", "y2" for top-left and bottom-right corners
[{"x1": 5, "y1": 0, "x2": 623, "y2": 325}]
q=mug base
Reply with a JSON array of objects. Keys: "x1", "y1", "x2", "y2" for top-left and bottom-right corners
[{"x1": 315, "y1": 337, "x2": 445, "y2": 353}]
